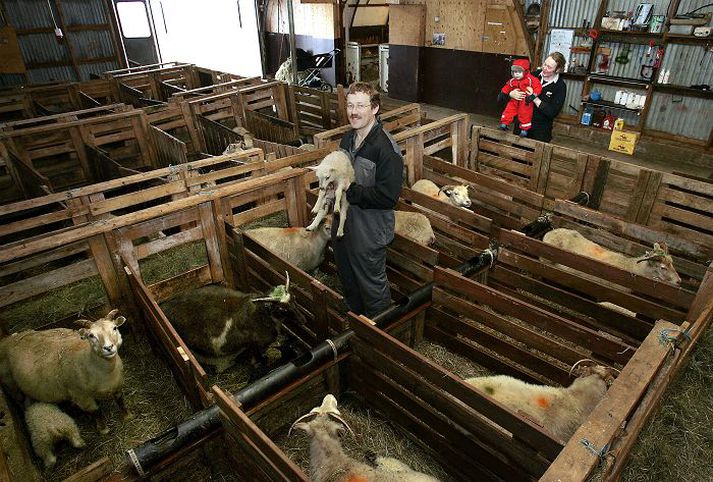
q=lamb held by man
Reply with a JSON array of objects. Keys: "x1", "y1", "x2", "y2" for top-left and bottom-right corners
[{"x1": 306, "y1": 150, "x2": 355, "y2": 238}]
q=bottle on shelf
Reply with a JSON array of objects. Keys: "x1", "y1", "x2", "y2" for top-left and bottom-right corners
[
  {"x1": 662, "y1": 69, "x2": 670, "y2": 84},
  {"x1": 615, "y1": 90, "x2": 624, "y2": 103},
  {"x1": 581, "y1": 105, "x2": 594, "y2": 125},
  {"x1": 657, "y1": 68, "x2": 665, "y2": 83}
]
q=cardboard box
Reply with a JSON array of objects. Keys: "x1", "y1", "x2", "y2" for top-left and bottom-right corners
[{"x1": 609, "y1": 129, "x2": 639, "y2": 155}]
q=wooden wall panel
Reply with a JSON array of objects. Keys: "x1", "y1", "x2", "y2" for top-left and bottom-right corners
[{"x1": 389, "y1": 5, "x2": 426, "y2": 46}]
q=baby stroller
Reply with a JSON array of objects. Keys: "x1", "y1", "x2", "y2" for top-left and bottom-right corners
[{"x1": 295, "y1": 48, "x2": 340, "y2": 92}]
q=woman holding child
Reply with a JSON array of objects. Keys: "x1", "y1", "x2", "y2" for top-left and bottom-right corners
[{"x1": 497, "y1": 52, "x2": 568, "y2": 143}]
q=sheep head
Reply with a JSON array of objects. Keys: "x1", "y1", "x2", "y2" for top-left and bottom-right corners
[
  {"x1": 76, "y1": 309, "x2": 125, "y2": 359},
  {"x1": 251, "y1": 272, "x2": 307, "y2": 328},
  {"x1": 569, "y1": 359, "x2": 619, "y2": 386},
  {"x1": 288, "y1": 394, "x2": 355, "y2": 437},
  {"x1": 313, "y1": 151, "x2": 352, "y2": 191},
  {"x1": 636, "y1": 242, "x2": 681, "y2": 285},
  {"x1": 439, "y1": 184, "x2": 472, "y2": 208}
]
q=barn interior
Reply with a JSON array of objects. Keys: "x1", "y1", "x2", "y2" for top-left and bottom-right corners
[{"x1": 0, "y1": 1, "x2": 712, "y2": 481}]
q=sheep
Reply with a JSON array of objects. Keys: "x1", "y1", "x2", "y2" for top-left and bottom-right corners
[
  {"x1": 306, "y1": 150, "x2": 355, "y2": 238},
  {"x1": 542, "y1": 228, "x2": 682, "y2": 285},
  {"x1": 245, "y1": 221, "x2": 331, "y2": 272},
  {"x1": 222, "y1": 126, "x2": 255, "y2": 154},
  {"x1": 395, "y1": 211, "x2": 435, "y2": 246},
  {"x1": 411, "y1": 179, "x2": 472, "y2": 209},
  {"x1": 290, "y1": 394, "x2": 440, "y2": 482},
  {"x1": 464, "y1": 361, "x2": 617, "y2": 442},
  {"x1": 25, "y1": 402, "x2": 85, "y2": 468},
  {"x1": 0, "y1": 309, "x2": 130, "y2": 434},
  {"x1": 160, "y1": 274, "x2": 306, "y2": 373}
]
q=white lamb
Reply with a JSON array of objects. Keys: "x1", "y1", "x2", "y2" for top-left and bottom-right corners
[
  {"x1": 411, "y1": 179, "x2": 472, "y2": 209},
  {"x1": 306, "y1": 150, "x2": 355, "y2": 238},
  {"x1": 395, "y1": 211, "x2": 436, "y2": 246},
  {"x1": 290, "y1": 394, "x2": 440, "y2": 482},
  {"x1": 25, "y1": 402, "x2": 85, "y2": 468},
  {"x1": 245, "y1": 220, "x2": 331, "y2": 272},
  {"x1": 542, "y1": 228, "x2": 682, "y2": 285},
  {"x1": 0, "y1": 309, "x2": 131, "y2": 434},
  {"x1": 464, "y1": 361, "x2": 616, "y2": 442}
]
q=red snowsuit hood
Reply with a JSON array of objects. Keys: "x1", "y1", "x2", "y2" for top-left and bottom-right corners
[{"x1": 512, "y1": 58, "x2": 530, "y2": 72}]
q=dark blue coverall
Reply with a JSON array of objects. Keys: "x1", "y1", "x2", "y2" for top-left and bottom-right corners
[{"x1": 332, "y1": 120, "x2": 404, "y2": 318}]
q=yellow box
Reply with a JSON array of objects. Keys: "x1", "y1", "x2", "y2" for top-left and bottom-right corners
[{"x1": 609, "y1": 130, "x2": 639, "y2": 155}]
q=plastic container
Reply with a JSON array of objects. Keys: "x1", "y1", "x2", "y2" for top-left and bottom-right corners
[
  {"x1": 581, "y1": 105, "x2": 594, "y2": 125},
  {"x1": 614, "y1": 118, "x2": 625, "y2": 130}
]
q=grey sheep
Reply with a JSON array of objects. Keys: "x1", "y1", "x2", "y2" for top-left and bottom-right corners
[{"x1": 25, "y1": 402, "x2": 85, "y2": 468}]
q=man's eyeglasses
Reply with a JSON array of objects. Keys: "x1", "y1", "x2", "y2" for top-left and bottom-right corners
[{"x1": 347, "y1": 103, "x2": 371, "y2": 110}]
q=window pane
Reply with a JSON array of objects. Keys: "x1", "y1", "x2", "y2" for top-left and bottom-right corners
[{"x1": 117, "y1": 2, "x2": 151, "y2": 38}]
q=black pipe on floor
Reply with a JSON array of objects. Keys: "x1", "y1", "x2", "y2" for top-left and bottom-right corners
[{"x1": 519, "y1": 191, "x2": 590, "y2": 238}]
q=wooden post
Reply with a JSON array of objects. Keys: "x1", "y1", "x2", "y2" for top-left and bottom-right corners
[
  {"x1": 198, "y1": 201, "x2": 225, "y2": 284},
  {"x1": 229, "y1": 230, "x2": 250, "y2": 292},
  {"x1": 469, "y1": 125, "x2": 481, "y2": 171},
  {"x1": 336, "y1": 84, "x2": 348, "y2": 125},
  {"x1": 451, "y1": 116, "x2": 469, "y2": 167},
  {"x1": 285, "y1": 174, "x2": 308, "y2": 228},
  {"x1": 310, "y1": 280, "x2": 329, "y2": 340}
]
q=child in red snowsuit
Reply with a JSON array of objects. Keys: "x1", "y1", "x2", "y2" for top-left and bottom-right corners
[{"x1": 499, "y1": 58, "x2": 542, "y2": 137}]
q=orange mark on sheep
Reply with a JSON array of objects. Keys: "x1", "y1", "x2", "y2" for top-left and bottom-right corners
[
  {"x1": 534, "y1": 396, "x2": 550, "y2": 409},
  {"x1": 589, "y1": 245, "x2": 606, "y2": 256},
  {"x1": 347, "y1": 477, "x2": 368, "y2": 482},
  {"x1": 285, "y1": 227, "x2": 300, "y2": 233}
]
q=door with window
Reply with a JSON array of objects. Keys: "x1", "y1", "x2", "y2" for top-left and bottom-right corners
[{"x1": 113, "y1": 0, "x2": 159, "y2": 65}]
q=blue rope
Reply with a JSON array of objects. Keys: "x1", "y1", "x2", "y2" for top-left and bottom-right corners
[
  {"x1": 580, "y1": 438, "x2": 609, "y2": 465},
  {"x1": 658, "y1": 327, "x2": 692, "y2": 347}
]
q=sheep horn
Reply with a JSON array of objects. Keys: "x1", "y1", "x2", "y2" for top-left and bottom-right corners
[
  {"x1": 327, "y1": 413, "x2": 355, "y2": 437},
  {"x1": 74, "y1": 319, "x2": 93, "y2": 328},
  {"x1": 106, "y1": 308, "x2": 120, "y2": 319},
  {"x1": 569, "y1": 358, "x2": 597, "y2": 377},
  {"x1": 287, "y1": 412, "x2": 319, "y2": 436},
  {"x1": 284, "y1": 271, "x2": 291, "y2": 294}
]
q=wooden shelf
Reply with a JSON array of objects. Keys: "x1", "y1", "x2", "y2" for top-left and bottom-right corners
[
  {"x1": 664, "y1": 34, "x2": 713, "y2": 44},
  {"x1": 599, "y1": 29, "x2": 663, "y2": 38},
  {"x1": 588, "y1": 74, "x2": 651, "y2": 89},
  {"x1": 562, "y1": 72, "x2": 587, "y2": 80},
  {"x1": 653, "y1": 83, "x2": 713, "y2": 99},
  {"x1": 582, "y1": 99, "x2": 643, "y2": 114}
]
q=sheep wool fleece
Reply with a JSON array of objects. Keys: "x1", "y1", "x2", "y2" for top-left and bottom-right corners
[{"x1": 334, "y1": 120, "x2": 403, "y2": 317}]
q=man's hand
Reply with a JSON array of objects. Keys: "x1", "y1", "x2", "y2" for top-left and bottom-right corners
[{"x1": 509, "y1": 89, "x2": 526, "y2": 101}]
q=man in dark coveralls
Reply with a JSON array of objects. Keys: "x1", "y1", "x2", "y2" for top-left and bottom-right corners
[{"x1": 332, "y1": 82, "x2": 404, "y2": 318}]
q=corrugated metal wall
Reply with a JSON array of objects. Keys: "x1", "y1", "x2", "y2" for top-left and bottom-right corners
[
  {"x1": 0, "y1": 0, "x2": 121, "y2": 86},
  {"x1": 541, "y1": 0, "x2": 712, "y2": 143},
  {"x1": 647, "y1": 93, "x2": 713, "y2": 140}
]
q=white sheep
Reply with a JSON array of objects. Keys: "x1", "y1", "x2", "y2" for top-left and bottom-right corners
[
  {"x1": 542, "y1": 228, "x2": 682, "y2": 285},
  {"x1": 306, "y1": 150, "x2": 355, "y2": 238},
  {"x1": 464, "y1": 361, "x2": 616, "y2": 442},
  {"x1": 25, "y1": 402, "x2": 85, "y2": 468},
  {"x1": 290, "y1": 394, "x2": 440, "y2": 482},
  {"x1": 411, "y1": 179, "x2": 472, "y2": 209},
  {"x1": 395, "y1": 211, "x2": 435, "y2": 246},
  {"x1": 0, "y1": 309, "x2": 131, "y2": 434},
  {"x1": 245, "y1": 221, "x2": 331, "y2": 272}
]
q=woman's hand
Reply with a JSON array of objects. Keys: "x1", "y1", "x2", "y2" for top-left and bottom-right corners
[{"x1": 509, "y1": 89, "x2": 526, "y2": 101}]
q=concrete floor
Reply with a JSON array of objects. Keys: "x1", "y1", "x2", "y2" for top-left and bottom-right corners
[{"x1": 395, "y1": 99, "x2": 713, "y2": 180}]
